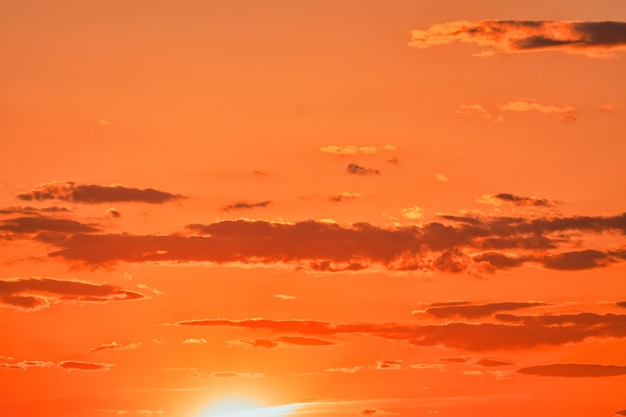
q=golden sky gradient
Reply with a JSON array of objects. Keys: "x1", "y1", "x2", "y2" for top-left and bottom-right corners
[{"x1": 2, "y1": 1, "x2": 626, "y2": 416}]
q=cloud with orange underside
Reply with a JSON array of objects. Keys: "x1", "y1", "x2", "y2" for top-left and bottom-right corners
[
  {"x1": 176, "y1": 308, "x2": 626, "y2": 351},
  {"x1": 409, "y1": 20, "x2": 626, "y2": 57},
  {"x1": 0, "y1": 277, "x2": 144, "y2": 311},
  {"x1": 35, "y1": 209, "x2": 626, "y2": 274}
]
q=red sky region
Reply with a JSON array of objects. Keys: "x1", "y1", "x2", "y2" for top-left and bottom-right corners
[{"x1": 2, "y1": 1, "x2": 626, "y2": 417}]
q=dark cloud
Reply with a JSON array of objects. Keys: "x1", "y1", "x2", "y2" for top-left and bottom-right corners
[
  {"x1": 387, "y1": 158, "x2": 400, "y2": 166},
  {"x1": 492, "y1": 193, "x2": 552, "y2": 207},
  {"x1": 17, "y1": 182, "x2": 184, "y2": 204},
  {"x1": 0, "y1": 216, "x2": 99, "y2": 235},
  {"x1": 615, "y1": 410, "x2": 626, "y2": 416},
  {"x1": 0, "y1": 277, "x2": 144, "y2": 311},
  {"x1": 36, "y1": 211, "x2": 626, "y2": 273},
  {"x1": 328, "y1": 192, "x2": 362, "y2": 203},
  {"x1": 177, "y1": 311, "x2": 626, "y2": 351},
  {"x1": 617, "y1": 302, "x2": 626, "y2": 309},
  {"x1": 422, "y1": 301, "x2": 546, "y2": 319},
  {"x1": 347, "y1": 164, "x2": 381, "y2": 176},
  {"x1": 474, "y1": 358, "x2": 514, "y2": 367},
  {"x1": 220, "y1": 200, "x2": 272, "y2": 212},
  {"x1": 107, "y1": 208, "x2": 122, "y2": 218},
  {"x1": 409, "y1": 20, "x2": 626, "y2": 57},
  {"x1": 517, "y1": 363, "x2": 626, "y2": 377},
  {"x1": 541, "y1": 249, "x2": 616, "y2": 270},
  {"x1": 0, "y1": 206, "x2": 69, "y2": 215}
]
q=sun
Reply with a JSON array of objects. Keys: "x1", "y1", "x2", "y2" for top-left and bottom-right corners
[{"x1": 198, "y1": 398, "x2": 302, "y2": 417}]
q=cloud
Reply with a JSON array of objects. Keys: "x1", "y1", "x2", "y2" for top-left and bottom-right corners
[
  {"x1": 220, "y1": 200, "x2": 272, "y2": 212},
  {"x1": 376, "y1": 360, "x2": 403, "y2": 370},
  {"x1": 182, "y1": 338, "x2": 207, "y2": 344},
  {"x1": 0, "y1": 277, "x2": 144, "y2": 311},
  {"x1": 435, "y1": 174, "x2": 448, "y2": 183},
  {"x1": 274, "y1": 294, "x2": 297, "y2": 300},
  {"x1": 177, "y1": 311, "x2": 626, "y2": 351},
  {"x1": 455, "y1": 104, "x2": 502, "y2": 122},
  {"x1": 417, "y1": 301, "x2": 546, "y2": 319},
  {"x1": 321, "y1": 145, "x2": 396, "y2": 155},
  {"x1": 40, "y1": 211, "x2": 626, "y2": 273},
  {"x1": 499, "y1": 100, "x2": 577, "y2": 123},
  {"x1": 615, "y1": 410, "x2": 626, "y2": 416},
  {"x1": 617, "y1": 302, "x2": 626, "y2": 309},
  {"x1": 106, "y1": 208, "x2": 122, "y2": 218},
  {"x1": 90, "y1": 341, "x2": 140, "y2": 352},
  {"x1": 329, "y1": 192, "x2": 363, "y2": 203},
  {"x1": 401, "y1": 206, "x2": 424, "y2": 220},
  {"x1": 252, "y1": 170, "x2": 269, "y2": 176},
  {"x1": 58, "y1": 361, "x2": 113, "y2": 371},
  {"x1": 387, "y1": 158, "x2": 400, "y2": 166},
  {"x1": 517, "y1": 363, "x2": 626, "y2": 377},
  {"x1": 228, "y1": 336, "x2": 336, "y2": 349},
  {"x1": 489, "y1": 193, "x2": 553, "y2": 207},
  {"x1": 0, "y1": 360, "x2": 55, "y2": 370},
  {"x1": 474, "y1": 358, "x2": 514, "y2": 367},
  {"x1": 360, "y1": 409, "x2": 398, "y2": 416},
  {"x1": 438, "y1": 357, "x2": 469, "y2": 363},
  {"x1": 0, "y1": 216, "x2": 99, "y2": 235},
  {"x1": 208, "y1": 371, "x2": 265, "y2": 379},
  {"x1": 325, "y1": 366, "x2": 364, "y2": 374},
  {"x1": 409, "y1": 20, "x2": 626, "y2": 57},
  {"x1": 0, "y1": 206, "x2": 69, "y2": 215},
  {"x1": 347, "y1": 164, "x2": 381, "y2": 176},
  {"x1": 17, "y1": 182, "x2": 184, "y2": 204}
]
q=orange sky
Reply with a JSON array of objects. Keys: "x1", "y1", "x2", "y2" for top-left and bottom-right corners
[{"x1": 2, "y1": 1, "x2": 626, "y2": 417}]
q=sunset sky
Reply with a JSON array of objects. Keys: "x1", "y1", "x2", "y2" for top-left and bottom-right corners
[{"x1": 2, "y1": 1, "x2": 626, "y2": 416}]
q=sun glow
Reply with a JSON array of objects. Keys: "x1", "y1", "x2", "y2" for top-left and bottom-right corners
[{"x1": 199, "y1": 398, "x2": 302, "y2": 417}]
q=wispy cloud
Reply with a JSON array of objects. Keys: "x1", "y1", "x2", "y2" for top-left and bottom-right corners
[
  {"x1": 274, "y1": 294, "x2": 297, "y2": 300},
  {"x1": 456, "y1": 100, "x2": 576, "y2": 123},
  {"x1": 17, "y1": 182, "x2": 184, "y2": 204},
  {"x1": 90, "y1": 341, "x2": 140, "y2": 352},
  {"x1": 328, "y1": 192, "x2": 363, "y2": 203},
  {"x1": 499, "y1": 100, "x2": 577, "y2": 123},
  {"x1": 321, "y1": 145, "x2": 396, "y2": 155},
  {"x1": 220, "y1": 200, "x2": 272, "y2": 212},
  {"x1": 409, "y1": 20, "x2": 626, "y2": 57},
  {"x1": 176, "y1": 310, "x2": 626, "y2": 351},
  {"x1": 481, "y1": 193, "x2": 555, "y2": 207},
  {"x1": 182, "y1": 338, "x2": 207, "y2": 344},
  {"x1": 1, "y1": 359, "x2": 113, "y2": 372},
  {"x1": 228, "y1": 336, "x2": 336, "y2": 349},
  {"x1": 414, "y1": 301, "x2": 546, "y2": 319},
  {"x1": 517, "y1": 363, "x2": 626, "y2": 377}
]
